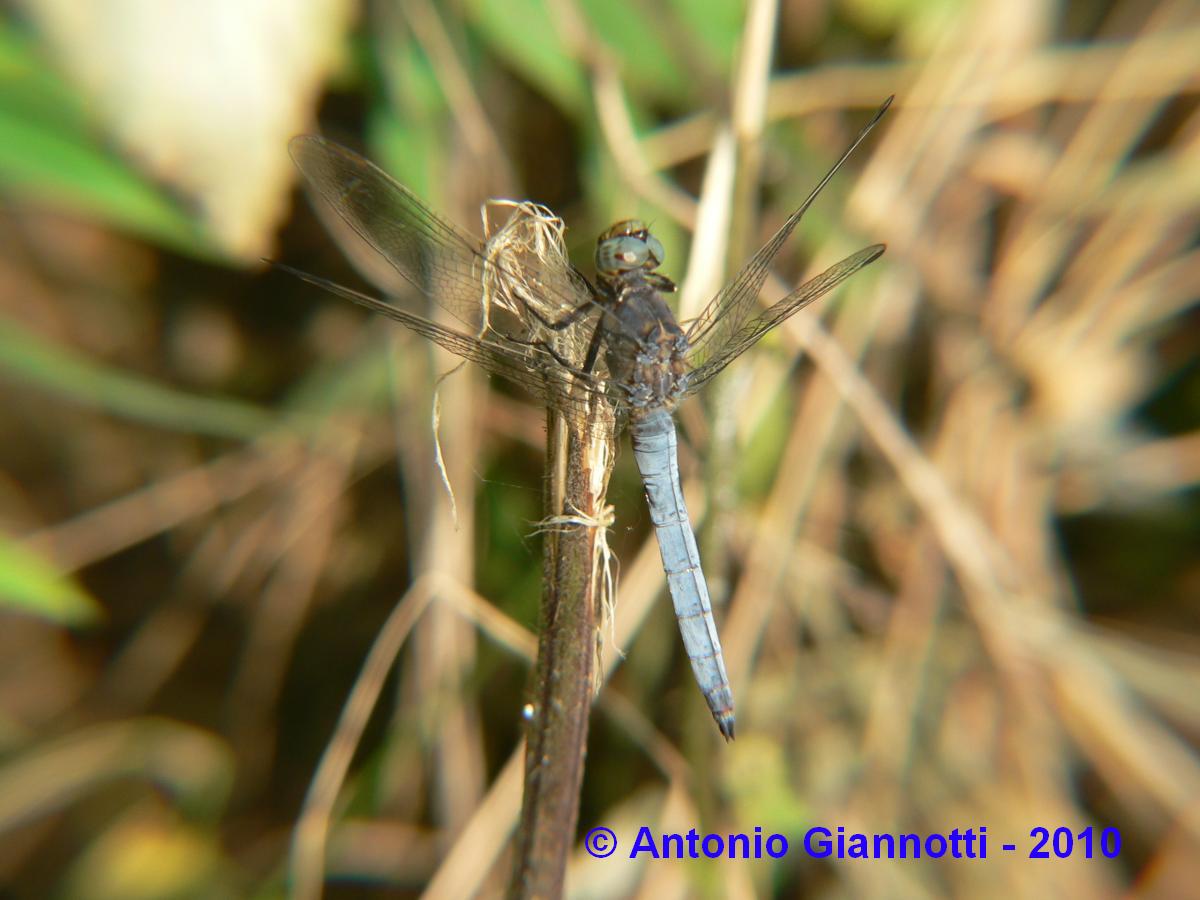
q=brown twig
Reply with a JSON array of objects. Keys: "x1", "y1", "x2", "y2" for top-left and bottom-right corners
[{"x1": 508, "y1": 405, "x2": 615, "y2": 898}]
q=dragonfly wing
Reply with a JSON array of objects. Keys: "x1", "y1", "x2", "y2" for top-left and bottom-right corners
[
  {"x1": 684, "y1": 98, "x2": 892, "y2": 363},
  {"x1": 289, "y1": 136, "x2": 597, "y2": 337},
  {"x1": 278, "y1": 264, "x2": 614, "y2": 422},
  {"x1": 683, "y1": 244, "x2": 884, "y2": 393}
]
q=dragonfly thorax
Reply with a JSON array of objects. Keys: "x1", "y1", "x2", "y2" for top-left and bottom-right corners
[{"x1": 601, "y1": 278, "x2": 691, "y2": 412}]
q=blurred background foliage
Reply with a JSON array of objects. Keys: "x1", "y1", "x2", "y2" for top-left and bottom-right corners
[{"x1": 0, "y1": 0, "x2": 1197, "y2": 897}]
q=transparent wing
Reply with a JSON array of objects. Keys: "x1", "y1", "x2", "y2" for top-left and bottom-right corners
[
  {"x1": 683, "y1": 244, "x2": 884, "y2": 394},
  {"x1": 289, "y1": 136, "x2": 599, "y2": 344},
  {"x1": 277, "y1": 264, "x2": 617, "y2": 424},
  {"x1": 684, "y1": 97, "x2": 892, "y2": 365}
]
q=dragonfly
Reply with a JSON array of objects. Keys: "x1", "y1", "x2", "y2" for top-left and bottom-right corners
[{"x1": 282, "y1": 97, "x2": 891, "y2": 740}]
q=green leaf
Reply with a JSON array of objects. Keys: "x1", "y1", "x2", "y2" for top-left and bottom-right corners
[
  {"x1": 0, "y1": 537, "x2": 102, "y2": 625},
  {"x1": 579, "y1": 0, "x2": 691, "y2": 101},
  {"x1": 466, "y1": 0, "x2": 589, "y2": 116},
  {"x1": 668, "y1": 0, "x2": 743, "y2": 72},
  {"x1": 0, "y1": 23, "x2": 221, "y2": 261},
  {"x1": 0, "y1": 318, "x2": 279, "y2": 440}
]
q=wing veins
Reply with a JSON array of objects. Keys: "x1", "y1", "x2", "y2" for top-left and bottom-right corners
[
  {"x1": 684, "y1": 244, "x2": 884, "y2": 392},
  {"x1": 289, "y1": 136, "x2": 596, "y2": 333},
  {"x1": 276, "y1": 264, "x2": 608, "y2": 416},
  {"x1": 685, "y1": 97, "x2": 892, "y2": 357}
]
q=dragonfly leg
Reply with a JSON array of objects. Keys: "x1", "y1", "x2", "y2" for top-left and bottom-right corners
[
  {"x1": 505, "y1": 334, "x2": 603, "y2": 386},
  {"x1": 581, "y1": 321, "x2": 605, "y2": 375},
  {"x1": 520, "y1": 271, "x2": 606, "y2": 333}
]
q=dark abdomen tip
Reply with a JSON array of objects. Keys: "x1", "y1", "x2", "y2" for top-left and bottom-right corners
[{"x1": 717, "y1": 713, "x2": 735, "y2": 741}]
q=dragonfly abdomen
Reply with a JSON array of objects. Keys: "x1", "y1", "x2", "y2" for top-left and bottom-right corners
[{"x1": 630, "y1": 407, "x2": 735, "y2": 740}]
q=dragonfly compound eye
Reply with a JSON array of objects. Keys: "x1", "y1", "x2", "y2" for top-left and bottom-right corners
[
  {"x1": 596, "y1": 233, "x2": 664, "y2": 275},
  {"x1": 597, "y1": 235, "x2": 649, "y2": 274},
  {"x1": 643, "y1": 233, "x2": 665, "y2": 268}
]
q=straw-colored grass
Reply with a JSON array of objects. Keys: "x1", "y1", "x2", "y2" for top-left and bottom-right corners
[{"x1": 0, "y1": 0, "x2": 1196, "y2": 896}]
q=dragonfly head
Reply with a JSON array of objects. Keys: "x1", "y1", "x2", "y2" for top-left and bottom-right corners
[{"x1": 595, "y1": 220, "x2": 666, "y2": 289}]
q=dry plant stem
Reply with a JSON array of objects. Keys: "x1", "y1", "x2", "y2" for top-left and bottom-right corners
[
  {"x1": 290, "y1": 578, "x2": 437, "y2": 900},
  {"x1": 509, "y1": 406, "x2": 615, "y2": 899}
]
